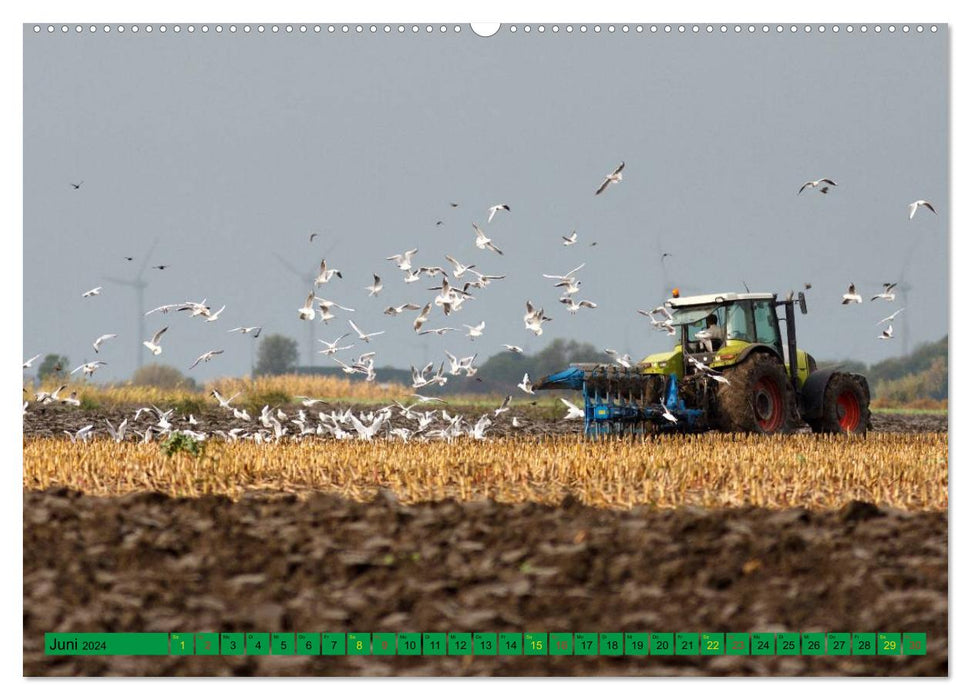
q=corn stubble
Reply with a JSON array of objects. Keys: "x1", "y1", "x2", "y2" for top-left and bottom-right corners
[{"x1": 23, "y1": 433, "x2": 946, "y2": 511}]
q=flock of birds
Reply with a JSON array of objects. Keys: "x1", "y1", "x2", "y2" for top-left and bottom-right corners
[{"x1": 23, "y1": 167, "x2": 938, "y2": 442}]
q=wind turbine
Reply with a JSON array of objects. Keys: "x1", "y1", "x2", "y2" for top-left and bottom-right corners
[
  {"x1": 104, "y1": 237, "x2": 159, "y2": 372},
  {"x1": 273, "y1": 241, "x2": 337, "y2": 368}
]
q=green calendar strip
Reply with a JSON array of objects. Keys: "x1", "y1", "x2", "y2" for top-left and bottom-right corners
[{"x1": 44, "y1": 632, "x2": 929, "y2": 656}]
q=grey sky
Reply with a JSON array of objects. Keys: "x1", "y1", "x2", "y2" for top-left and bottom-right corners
[{"x1": 24, "y1": 25, "x2": 948, "y2": 382}]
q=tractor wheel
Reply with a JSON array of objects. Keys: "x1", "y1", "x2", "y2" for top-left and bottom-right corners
[
  {"x1": 715, "y1": 353, "x2": 793, "y2": 434},
  {"x1": 809, "y1": 373, "x2": 870, "y2": 435}
]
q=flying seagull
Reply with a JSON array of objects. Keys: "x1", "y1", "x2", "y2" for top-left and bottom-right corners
[
  {"x1": 871, "y1": 283, "x2": 897, "y2": 302},
  {"x1": 365, "y1": 274, "x2": 383, "y2": 297},
  {"x1": 560, "y1": 398, "x2": 584, "y2": 420},
  {"x1": 413, "y1": 303, "x2": 432, "y2": 332},
  {"x1": 559, "y1": 297, "x2": 598, "y2": 314},
  {"x1": 82, "y1": 286, "x2": 102, "y2": 298},
  {"x1": 517, "y1": 372, "x2": 534, "y2": 395},
  {"x1": 494, "y1": 395, "x2": 512, "y2": 417},
  {"x1": 71, "y1": 360, "x2": 107, "y2": 377},
  {"x1": 387, "y1": 248, "x2": 419, "y2": 271},
  {"x1": 228, "y1": 326, "x2": 263, "y2": 338},
  {"x1": 92, "y1": 333, "x2": 117, "y2": 353},
  {"x1": 143, "y1": 326, "x2": 168, "y2": 355},
  {"x1": 445, "y1": 255, "x2": 476, "y2": 278},
  {"x1": 876, "y1": 308, "x2": 905, "y2": 326},
  {"x1": 464, "y1": 321, "x2": 485, "y2": 340},
  {"x1": 314, "y1": 258, "x2": 343, "y2": 286},
  {"x1": 473, "y1": 223, "x2": 503, "y2": 255},
  {"x1": 908, "y1": 200, "x2": 937, "y2": 220},
  {"x1": 487, "y1": 204, "x2": 510, "y2": 223},
  {"x1": 23, "y1": 354, "x2": 41, "y2": 369},
  {"x1": 348, "y1": 319, "x2": 385, "y2": 343},
  {"x1": 384, "y1": 302, "x2": 422, "y2": 316},
  {"x1": 70, "y1": 181, "x2": 84, "y2": 190},
  {"x1": 798, "y1": 178, "x2": 837, "y2": 195},
  {"x1": 841, "y1": 283, "x2": 863, "y2": 305},
  {"x1": 562, "y1": 230, "x2": 578, "y2": 246},
  {"x1": 152, "y1": 265, "x2": 169, "y2": 270},
  {"x1": 298, "y1": 291, "x2": 316, "y2": 321},
  {"x1": 309, "y1": 232, "x2": 319, "y2": 242},
  {"x1": 318, "y1": 333, "x2": 355, "y2": 356},
  {"x1": 503, "y1": 344, "x2": 524, "y2": 354},
  {"x1": 878, "y1": 324, "x2": 894, "y2": 340},
  {"x1": 189, "y1": 349, "x2": 224, "y2": 370},
  {"x1": 595, "y1": 161, "x2": 625, "y2": 195}
]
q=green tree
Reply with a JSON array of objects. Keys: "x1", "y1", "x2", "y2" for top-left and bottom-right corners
[
  {"x1": 255, "y1": 334, "x2": 299, "y2": 376},
  {"x1": 132, "y1": 363, "x2": 197, "y2": 390},
  {"x1": 37, "y1": 353, "x2": 69, "y2": 381}
]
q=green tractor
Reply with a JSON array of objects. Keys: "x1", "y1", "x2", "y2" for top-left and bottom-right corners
[{"x1": 534, "y1": 291, "x2": 871, "y2": 437}]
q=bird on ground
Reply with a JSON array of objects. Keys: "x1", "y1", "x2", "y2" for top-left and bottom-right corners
[
  {"x1": 318, "y1": 333, "x2": 355, "y2": 356},
  {"x1": 365, "y1": 274, "x2": 383, "y2": 297},
  {"x1": 384, "y1": 302, "x2": 422, "y2": 316},
  {"x1": 189, "y1": 349, "x2": 224, "y2": 370},
  {"x1": 92, "y1": 334, "x2": 117, "y2": 353},
  {"x1": 314, "y1": 259, "x2": 343, "y2": 285},
  {"x1": 70, "y1": 181, "x2": 84, "y2": 190},
  {"x1": 348, "y1": 319, "x2": 385, "y2": 343},
  {"x1": 879, "y1": 324, "x2": 894, "y2": 340},
  {"x1": 908, "y1": 200, "x2": 937, "y2": 219},
  {"x1": 841, "y1": 284, "x2": 863, "y2": 305},
  {"x1": 143, "y1": 327, "x2": 168, "y2": 355},
  {"x1": 445, "y1": 255, "x2": 476, "y2": 278},
  {"x1": 562, "y1": 230, "x2": 578, "y2": 246},
  {"x1": 798, "y1": 178, "x2": 837, "y2": 195},
  {"x1": 595, "y1": 161, "x2": 625, "y2": 195},
  {"x1": 82, "y1": 286, "x2": 102, "y2": 298},
  {"x1": 503, "y1": 344, "x2": 524, "y2": 354},
  {"x1": 877, "y1": 308, "x2": 905, "y2": 326},
  {"x1": 71, "y1": 360, "x2": 107, "y2": 377},
  {"x1": 23, "y1": 354, "x2": 41, "y2": 369},
  {"x1": 228, "y1": 326, "x2": 263, "y2": 337},
  {"x1": 487, "y1": 204, "x2": 510, "y2": 223},
  {"x1": 387, "y1": 248, "x2": 419, "y2": 271},
  {"x1": 561, "y1": 398, "x2": 584, "y2": 420},
  {"x1": 871, "y1": 283, "x2": 897, "y2": 302},
  {"x1": 472, "y1": 223, "x2": 503, "y2": 255},
  {"x1": 464, "y1": 321, "x2": 485, "y2": 340},
  {"x1": 517, "y1": 372, "x2": 534, "y2": 395},
  {"x1": 298, "y1": 291, "x2": 316, "y2": 320},
  {"x1": 560, "y1": 297, "x2": 597, "y2": 314}
]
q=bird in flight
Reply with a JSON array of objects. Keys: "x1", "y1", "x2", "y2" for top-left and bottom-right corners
[
  {"x1": 365, "y1": 274, "x2": 383, "y2": 297},
  {"x1": 561, "y1": 398, "x2": 584, "y2": 420},
  {"x1": 143, "y1": 327, "x2": 168, "y2": 355},
  {"x1": 841, "y1": 283, "x2": 863, "y2": 305},
  {"x1": 228, "y1": 326, "x2": 263, "y2": 337},
  {"x1": 472, "y1": 223, "x2": 503, "y2": 255},
  {"x1": 517, "y1": 372, "x2": 534, "y2": 395},
  {"x1": 315, "y1": 258, "x2": 343, "y2": 286},
  {"x1": 82, "y1": 286, "x2": 102, "y2": 298},
  {"x1": 384, "y1": 302, "x2": 421, "y2": 316},
  {"x1": 153, "y1": 265, "x2": 169, "y2": 271},
  {"x1": 560, "y1": 297, "x2": 598, "y2": 314},
  {"x1": 318, "y1": 333, "x2": 355, "y2": 356},
  {"x1": 871, "y1": 283, "x2": 897, "y2": 302},
  {"x1": 878, "y1": 324, "x2": 894, "y2": 341},
  {"x1": 71, "y1": 360, "x2": 107, "y2": 377},
  {"x1": 348, "y1": 319, "x2": 385, "y2": 343},
  {"x1": 92, "y1": 334, "x2": 117, "y2": 353},
  {"x1": 595, "y1": 162, "x2": 625, "y2": 195},
  {"x1": 298, "y1": 292, "x2": 316, "y2": 321},
  {"x1": 908, "y1": 200, "x2": 937, "y2": 220},
  {"x1": 70, "y1": 181, "x2": 84, "y2": 190},
  {"x1": 123, "y1": 256, "x2": 134, "y2": 262},
  {"x1": 464, "y1": 321, "x2": 485, "y2": 340},
  {"x1": 387, "y1": 248, "x2": 419, "y2": 271},
  {"x1": 23, "y1": 354, "x2": 41, "y2": 369},
  {"x1": 502, "y1": 344, "x2": 524, "y2": 354},
  {"x1": 562, "y1": 230, "x2": 578, "y2": 246},
  {"x1": 876, "y1": 308, "x2": 905, "y2": 326},
  {"x1": 309, "y1": 232, "x2": 319, "y2": 242},
  {"x1": 487, "y1": 204, "x2": 510, "y2": 223},
  {"x1": 798, "y1": 178, "x2": 837, "y2": 195},
  {"x1": 189, "y1": 349, "x2": 224, "y2": 370}
]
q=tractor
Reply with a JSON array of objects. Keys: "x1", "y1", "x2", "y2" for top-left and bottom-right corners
[{"x1": 534, "y1": 290, "x2": 871, "y2": 437}]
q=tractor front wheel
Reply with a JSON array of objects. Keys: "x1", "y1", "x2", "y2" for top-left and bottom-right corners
[
  {"x1": 716, "y1": 353, "x2": 794, "y2": 434},
  {"x1": 808, "y1": 373, "x2": 870, "y2": 435}
]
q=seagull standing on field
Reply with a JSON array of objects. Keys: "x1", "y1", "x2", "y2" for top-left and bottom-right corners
[
  {"x1": 143, "y1": 327, "x2": 168, "y2": 355},
  {"x1": 798, "y1": 177, "x2": 837, "y2": 195},
  {"x1": 473, "y1": 223, "x2": 503, "y2": 255},
  {"x1": 365, "y1": 274, "x2": 383, "y2": 297},
  {"x1": 487, "y1": 204, "x2": 510, "y2": 223},
  {"x1": 348, "y1": 319, "x2": 385, "y2": 343},
  {"x1": 82, "y1": 286, "x2": 102, "y2": 298},
  {"x1": 298, "y1": 291, "x2": 316, "y2": 320},
  {"x1": 908, "y1": 200, "x2": 937, "y2": 219},
  {"x1": 189, "y1": 349, "x2": 224, "y2": 370},
  {"x1": 517, "y1": 372, "x2": 534, "y2": 395},
  {"x1": 595, "y1": 161, "x2": 625, "y2": 195},
  {"x1": 92, "y1": 334, "x2": 117, "y2": 353},
  {"x1": 841, "y1": 284, "x2": 863, "y2": 305},
  {"x1": 871, "y1": 283, "x2": 897, "y2": 302}
]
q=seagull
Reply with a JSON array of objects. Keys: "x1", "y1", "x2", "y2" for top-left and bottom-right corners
[
  {"x1": 295, "y1": 396, "x2": 328, "y2": 407},
  {"x1": 23, "y1": 354, "x2": 41, "y2": 369},
  {"x1": 81, "y1": 286, "x2": 102, "y2": 298},
  {"x1": 517, "y1": 372, "x2": 534, "y2": 395},
  {"x1": 615, "y1": 353, "x2": 633, "y2": 369},
  {"x1": 871, "y1": 283, "x2": 897, "y2": 302},
  {"x1": 560, "y1": 398, "x2": 584, "y2": 420},
  {"x1": 316, "y1": 298, "x2": 356, "y2": 323},
  {"x1": 494, "y1": 395, "x2": 512, "y2": 417},
  {"x1": 298, "y1": 291, "x2": 316, "y2": 321},
  {"x1": 413, "y1": 303, "x2": 432, "y2": 332},
  {"x1": 487, "y1": 204, "x2": 510, "y2": 223},
  {"x1": 60, "y1": 392, "x2": 81, "y2": 407},
  {"x1": 152, "y1": 265, "x2": 169, "y2": 271},
  {"x1": 798, "y1": 178, "x2": 838, "y2": 195},
  {"x1": 445, "y1": 255, "x2": 477, "y2": 278},
  {"x1": 908, "y1": 200, "x2": 937, "y2": 220},
  {"x1": 365, "y1": 274, "x2": 383, "y2": 297},
  {"x1": 418, "y1": 327, "x2": 457, "y2": 336},
  {"x1": 314, "y1": 259, "x2": 343, "y2": 285},
  {"x1": 419, "y1": 265, "x2": 449, "y2": 278},
  {"x1": 876, "y1": 308, "x2": 905, "y2": 326},
  {"x1": 524, "y1": 301, "x2": 551, "y2": 336},
  {"x1": 472, "y1": 223, "x2": 503, "y2": 255},
  {"x1": 387, "y1": 248, "x2": 419, "y2": 271},
  {"x1": 348, "y1": 319, "x2": 385, "y2": 343},
  {"x1": 317, "y1": 333, "x2": 355, "y2": 355},
  {"x1": 841, "y1": 283, "x2": 863, "y2": 305},
  {"x1": 450, "y1": 202, "x2": 459, "y2": 208},
  {"x1": 205, "y1": 305, "x2": 227, "y2": 321},
  {"x1": 464, "y1": 321, "x2": 485, "y2": 340},
  {"x1": 71, "y1": 360, "x2": 106, "y2": 377},
  {"x1": 309, "y1": 232, "x2": 319, "y2": 242},
  {"x1": 384, "y1": 302, "x2": 422, "y2": 316},
  {"x1": 70, "y1": 181, "x2": 84, "y2": 190},
  {"x1": 145, "y1": 304, "x2": 180, "y2": 316},
  {"x1": 559, "y1": 297, "x2": 598, "y2": 314},
  {"x1": 543, "y1": 263, "x2": 585, "y2": 288},
  {"x1": 402, "y1": 268, "x2": 421, "y2": 283},
  {"x1": 188, "y1": 349, "x2": 224, "y2": 370},
  {"x1": 92, "y1": 334, "x2": 118, "y2": 353},
  {"x1": 143, "y1": 326, "x2": 168, "y2": 355},
  {"x1": 879, "y1": 324, "x2": 894, "y2": 340},
  {"x1": 562, "y1": 230, "x2": 578, "y2": 246},
  {"x1": 503, "y1": 344, "x2": 524, "y2": 354},
  {"x1": 595, "y1": 161, "x2": 625, "y2": 195},
  {"x1": 209, "y1": 390, "x2": 239, "y2": 410},
  {"x1": 228, "y1": 326, "x2": 263, "y2": 338},
  {"x1": 659, "y1": 404, "x2": 678, "y2": 423},
  {"x1": 411, "y1": 394, "x2": 446, "y2": 405}
]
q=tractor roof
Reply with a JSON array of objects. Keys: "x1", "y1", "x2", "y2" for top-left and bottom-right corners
[{"x1": 667, "y1": 292, "x2": 776, "y2": 307}]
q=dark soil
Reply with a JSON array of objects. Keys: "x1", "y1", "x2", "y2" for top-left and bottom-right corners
[{"x1": 23, "y1": 489, "x2": 947, "y2": 676}]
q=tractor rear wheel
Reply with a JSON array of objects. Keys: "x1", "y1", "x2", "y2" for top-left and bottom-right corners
[
  {"x1": 716, "y1": 353, "x2": 794, "y2": 434},
  {"x1": 808, "y1": 373, "x2": 870, "y2": 435}
]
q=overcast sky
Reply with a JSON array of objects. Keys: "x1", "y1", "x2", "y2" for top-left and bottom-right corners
[{"x1": 23, "y1": 25, "x2": 948, "y2": 382}]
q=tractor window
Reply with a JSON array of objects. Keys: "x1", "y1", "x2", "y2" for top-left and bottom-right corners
[
  {"x1": 725, "y1": 302, "x2": 754, "y2": 342},
  {"x1": 753, "y1": 301, "x2": 782, "y2": 349},
  {"x1": 684, "y1": 306, "x2": 726, "y2": 352}
]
